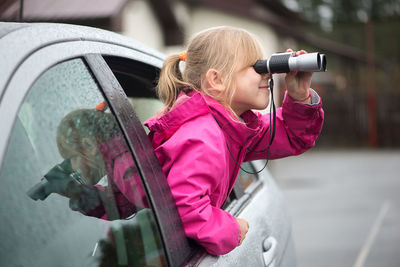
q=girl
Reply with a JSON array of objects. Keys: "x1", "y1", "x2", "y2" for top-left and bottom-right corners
[{"x1": 144, "y1": 26, "x2": 324, "y2": 255}]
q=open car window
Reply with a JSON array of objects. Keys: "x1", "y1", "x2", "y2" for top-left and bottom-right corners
[
  {"x1": 238, "y1": 162, "x2": 258, "y2": 192},
  {"x1": 103, "y1": 56, "x2": 164, "y2": 126},
  {"x1": 222, "y1": 161, "x2": 260, "y2": 210},
  {"x1": 0, "y1": 58, "x2": 166, "y2": 267}
]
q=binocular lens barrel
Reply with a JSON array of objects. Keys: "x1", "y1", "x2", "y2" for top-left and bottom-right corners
[{"x1": 253, "y1": 52, "x2": 327, "y2": 74}]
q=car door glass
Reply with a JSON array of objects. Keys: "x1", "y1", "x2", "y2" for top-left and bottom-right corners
[{"x1": 0, "y1": 58, "x2": 166, "y2": 267}]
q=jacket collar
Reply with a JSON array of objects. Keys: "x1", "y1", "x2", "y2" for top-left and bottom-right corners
[
  {"x1": 145, "y1": 90, "x2": 263, "y2": 146},
  {"x1": 204, "y1": 93, "x2": 263, "y2": 145}
]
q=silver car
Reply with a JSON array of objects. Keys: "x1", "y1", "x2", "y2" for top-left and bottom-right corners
[{"x1": 0, "y1": 22, "x2": 295, "y2": 267}]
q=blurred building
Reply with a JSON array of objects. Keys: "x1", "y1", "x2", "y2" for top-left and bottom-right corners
[
  {"x1": 0, "y1": 0, "x2": 128, "y2": 31},
  {"x1": 2, "y1": 0, "x2": 398, "y2": 147}
]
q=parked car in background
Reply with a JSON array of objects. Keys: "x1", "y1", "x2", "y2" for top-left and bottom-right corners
[{"x1": 0, "y1": 22, "x2": 295, "y2": 267}]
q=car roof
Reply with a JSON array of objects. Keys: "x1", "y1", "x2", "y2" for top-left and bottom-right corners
[{"x1": 0, "y1": 22, "x2": 165, "y2": 100}]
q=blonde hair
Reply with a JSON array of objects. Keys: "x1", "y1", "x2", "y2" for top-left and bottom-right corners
[{"x1": 157, "y1": 26, "x2": 264, "y2": 114}]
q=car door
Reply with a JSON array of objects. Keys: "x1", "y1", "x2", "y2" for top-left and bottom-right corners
[
  {"x1": 0, "y1": 23, "x2": 295, "y2": 267},
  {"x1": 0, "y1": 55, "x2": 171, "y2": 266},
  {"x1": 0, "y1": 23, "x2": 196, "y2": 265}
]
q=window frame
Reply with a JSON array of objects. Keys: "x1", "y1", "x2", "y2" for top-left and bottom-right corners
[{"x1": 84, "y1": 54, "x2": 195, "y2": 266}]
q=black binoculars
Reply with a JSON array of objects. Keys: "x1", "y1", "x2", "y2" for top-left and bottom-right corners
[
  {"x1": 253, "y1": 52, "x2": 327, "y2": 74},
  {"x1": 27, "y1": 159, "x2": 85, "y2": 201}
]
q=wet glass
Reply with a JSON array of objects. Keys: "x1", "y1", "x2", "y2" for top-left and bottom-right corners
[{"x1": 0, "y1": 58, "x2": 166, "y2": 267}]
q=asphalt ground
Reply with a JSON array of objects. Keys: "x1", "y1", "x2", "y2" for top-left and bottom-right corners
[{"x1": 269, "y1": 149, "x2": 400, "y2": 267}]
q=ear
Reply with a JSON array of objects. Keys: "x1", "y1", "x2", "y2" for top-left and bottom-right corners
[
  {"x1": 205, "y1": 69, "x2": 225, "y2": 93},
  {"x1": 81, "y1": 137, "x2": 98, "y2": 156}
]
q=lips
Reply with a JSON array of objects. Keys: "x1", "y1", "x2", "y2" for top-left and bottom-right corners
[{"x1": 259, "y1": 85, "x2": 269, "y2": 90}]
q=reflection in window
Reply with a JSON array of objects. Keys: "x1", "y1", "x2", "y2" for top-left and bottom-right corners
[{"x1": 0, "y1": 59, "x2": 166, "y2": 267}]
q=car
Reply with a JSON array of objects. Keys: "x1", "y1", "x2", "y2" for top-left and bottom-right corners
[{"x1": 0, "y1": 22, "x2": 296, "y2": 267}]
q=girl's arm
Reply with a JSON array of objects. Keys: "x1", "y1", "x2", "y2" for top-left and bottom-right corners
[
  {"x1": 245, "y1": 49, "x2": 324, "y2": 161},
  {"x1": 245, "y1": 89, "x2": 324, "y2": 161},
  {"x1": 284, "y1": 49, "x2": 313, "y2": 103}
]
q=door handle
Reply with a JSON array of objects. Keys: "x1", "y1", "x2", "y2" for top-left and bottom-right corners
[{"x1": 263, "y1": 236, "x2": 277, "y2": 267}]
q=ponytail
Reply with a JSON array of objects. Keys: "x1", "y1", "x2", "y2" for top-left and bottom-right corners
[{"x1": 157, "y1": 54, "x2": 194, "y2": 109}]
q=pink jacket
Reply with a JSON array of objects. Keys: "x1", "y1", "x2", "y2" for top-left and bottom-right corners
[{"x1": 144, "y1": 90, "x2": 324, "y2": 255}]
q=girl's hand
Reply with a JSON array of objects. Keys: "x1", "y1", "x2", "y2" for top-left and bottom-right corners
[
  {"x1": 284, "y1": 49, "x2": 313, "y2": 104},
  {"x1": 236, "y1": 217, "x2": 249, "y2": 246}
]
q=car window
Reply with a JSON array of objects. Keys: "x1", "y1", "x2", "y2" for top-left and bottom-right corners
[
  {"x1": 222, "y1": 161, "x2": 260, "y2": 211},
  {"x1": 238, "y1": 162, "x2": 258, "y2": 191},
  {"x1": 0, "y1": 58, "x2": 166, "y2": 267},
  {"x1": 103, "y1": 56, "x2": 164, "y2": 127}
]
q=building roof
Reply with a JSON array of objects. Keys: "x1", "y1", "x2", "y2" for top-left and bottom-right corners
[
  {"x1": 1, "y1": 0, "x2": 128, "y2": 20},
  {"x1": 0, "y1": 0, "x2": 182, "y2": 44}
]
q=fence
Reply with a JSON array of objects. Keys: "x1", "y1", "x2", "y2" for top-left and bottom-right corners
[{"x1": 316, "y1": 90, "x2": 400, "y2": 148}]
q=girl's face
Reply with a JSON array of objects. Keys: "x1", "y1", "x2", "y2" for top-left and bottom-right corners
[{"x1": 231, "y1": 66, "x2": 270, "y2": 116}]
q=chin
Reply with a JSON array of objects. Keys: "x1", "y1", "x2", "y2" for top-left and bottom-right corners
[{"x1": 260, "y1": 102, "x2": 270, "y2": 110}]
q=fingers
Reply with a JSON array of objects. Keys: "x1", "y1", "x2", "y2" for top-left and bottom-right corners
[
  {"x1": 296, "y1": 49, "x2": 307, "y2": 56},
  {"x1": 236, "y1": 218, "x2": 249, "y2": 246},
  {"x1": 286, "y1": 48, "x2": 307, "y2": 56}
]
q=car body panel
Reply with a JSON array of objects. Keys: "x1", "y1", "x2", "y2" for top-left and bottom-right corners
[
  {"x1": 0, "y1": 22, "x2": 164, "y2": 167},
  {"x1": 198, "y1": 161, "x2": 295, "y2": 267},
  {"x1": 0, "y1": 22, "x2": 163, "y2": 97}
]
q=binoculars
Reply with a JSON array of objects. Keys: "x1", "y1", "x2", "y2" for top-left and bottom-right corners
[
  {"x1": 27, "y1": 159, "x2": 85, "y2": 201},
  {"x1": 253, "y1": 52, "x2": 327, "y2": 74}
]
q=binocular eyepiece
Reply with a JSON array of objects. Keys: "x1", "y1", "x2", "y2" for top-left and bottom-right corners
[{"x1": 253, "y1": 52, "x2": 327, "y2": 74}]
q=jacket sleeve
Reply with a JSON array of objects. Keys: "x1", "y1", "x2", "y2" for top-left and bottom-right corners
[
  {"x1": 70, "y1": 155, "x2": 149, "y2": 220},
  {"x1": 155, "y1": 122, "x2": 241, "y2": 255},
  {"x1": 245, "y1": 89, "x2": 324, "y2": 161}
]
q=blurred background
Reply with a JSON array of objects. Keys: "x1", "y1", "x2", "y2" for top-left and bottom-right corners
[
  {"x1": 1, "y1": 0, "x2": 399, "y2": 266},
  {"x1": 2, "y1": 0, "x2": 399, "y2": 148}
]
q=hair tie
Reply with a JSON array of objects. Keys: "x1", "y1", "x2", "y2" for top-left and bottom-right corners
[
  {"x1": 179, "y1": 51, "x2": 187, "y2": 62},
  {"x1": 96, "y1": 102, "x2": 107, "y2": 111}
]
